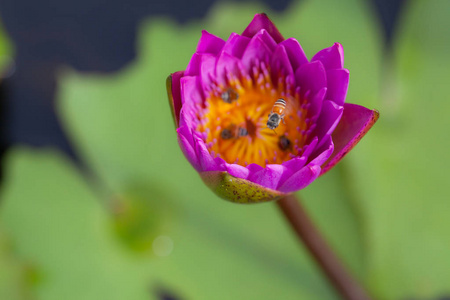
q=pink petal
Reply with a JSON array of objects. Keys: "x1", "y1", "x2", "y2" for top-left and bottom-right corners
[
  {"x1": 306, "y1": 87, "x2": 327, "y2": 121},
  {"x1": 326, "y1": 69, "x2": 349, "y2": 106},
  {"x1": 215, "y1": 51, "x2": 248, "y2": 86},
  {"x1": 177, "y1": 126, "x2": 201, "y2": 171},
  {"x1": 321, "y1": 103, "x2": 379, "y2": 175},
  {"x1": 241, "y1": 34, "x2": 272, "y2": 70},
  {"x1": 180, "y1": 75, "x2": 203, "y2": 109},
  {"x1": 185, "y1": 53, "x2": 201, "y2": 76},
  {"x1": 225, "y1": 163, "x2": 250, "y2": 179},
  {"x1": 199, "y1": 54, "x2": 217, "y2": 93},
  {"x1": 295, "y1": 60, "x2": 327, "y2": 97},
  {"x1": 242, "y1": 13, "x2": 284, "y2": 43},
  {"x1": 278, "y1": 38, "x2": 309, "y2": 71},
  {"x1": 247, "y1": 164, "x2": 287, "y2": 190},
  {"x1": 315, "y1": 100, "x2": 344, "y2": 149},
  {"x1": 194, "y1": 135, "x2": 219, "y2": 171},
  {"x1": 167, "y1": 71, "x2": 184, "y2": 127},
  {"x1": 309, "y1": 135, "x2": 334, "y2": 166},
  {"x1": 311, "y1": 43, "x2": 344, "y2": 70},
  {"x1": 222, "y1": 33, "x2": 251, "y2": 59},
  {"x1": 196, "y1": 30, "x2": 226, "y2": 55},
  {"x1": 278, "y1": 164, "x2": 321, "y2": 193},
  {"x1": 271, "y1": 44, "x2": 294, "y2": 79}
]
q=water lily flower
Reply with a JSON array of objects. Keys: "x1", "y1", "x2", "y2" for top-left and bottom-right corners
[{"x1": 167, "y1": 13, "x2": 378, "y2": 203}]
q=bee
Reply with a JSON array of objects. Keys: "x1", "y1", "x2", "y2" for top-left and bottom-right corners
[
  {"x1": 220, "y1": 124, "x2": 248, "y2": 140},
  {"x1": 278, "y1": 136, "x2": 291, "y2": 151},
  {"x1": 266, "y1": 98, "x2": 286, "y2": 130},
  {"x1": 221, "y1": 88, "x2": 239, "y2": 103}
]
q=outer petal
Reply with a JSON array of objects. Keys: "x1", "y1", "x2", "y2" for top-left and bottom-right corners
[
  {"x1": 247, "y1": 164, "x2": 287, "y2": 190},
  {"x1": 166, "y1": 71, "x2": 184, "y2": 128},
  {"x1": 222, "y1": 33, "x2": 251, "y2": 59},
  {"x1": 176, "y1": 126, "x2": 201, "y2": 171},
  {"x1": 278, "y1": 38, "x2": 309, "y2": 71},
  {"x1": 321, "y1": 103, "x2": 379, "y2": 175},
  {"x1": 311, "y1": 43, "x2": 344, "y2": 70},
  {"x1": 196, "y1": 30, "x2": 225, "y2": 55},
  {"x1": 242, "y1": 13, "x2": 284, "y2": 43},
  {"x1": 326, "y1": 69, "x2": 349, "y2": 106},
  {"x1": 278, "y1": 164, "x2": 321, "y2": 193},
  {"x1": 295, "y1": 61, "x2": 327, "y2": 97},
  {"x1": 200, "y1": 171, "x2": 287, "y2": 203},
  {"x1": 314, "y1": 100, "x2": 344, "y2": 149}
]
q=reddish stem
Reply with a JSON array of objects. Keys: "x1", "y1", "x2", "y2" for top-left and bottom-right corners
[{"x1": 276, "y1": 194, "x2": 372, "y2": 300}]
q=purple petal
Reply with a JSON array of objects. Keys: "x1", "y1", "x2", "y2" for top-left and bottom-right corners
[
  {"x1": 222, "y1": 33, "x2": 251, "y2": 59},
  {"x1": 306, "y1": 87, "x2": 327, "y2": 121},
  {"x1": 242, "y1": 13, "x2": 284, "y2": 43},
  {"x1": 199, "y1": 54, "x2": 217, "y2": 93},
  {"x1": 196, "y1": 30, "x2": 225, "y2": 55},
  {"x1": 278, "y1": 164, "x2": 321, "y2": 193},
  {"x1": 321, "y1": 103, "x2": 379, "y2": 175},
  {"x1": 177, "y1": 126, "x2": 201, "y2": 171},
  {"x1": 315, "y1": 100, "x2": 344, "y2": 149},
  {"x1": 309, "y1": 135, "x2": 334, "y2": 166},
  {"x1": 295, "y1": 61, "x2": 327, "y2": 97},
  {"x1": 167, "y1": 71, "x2": 184, "y2": 127},
  {"x1": 279, "y1": 38, "x2": 309, "y2": 71},
  {"x1": 241, "y1": 34, "x2": 272, "y2": 70},
  {"x1": 247, "y1": 164, "x2": 287, "y2": 190},
  {"x1": 271, "y1": 44, "x2": 294, "y2": 79},
  {"x1": 256, "y1": 29, "x2": 277, "y2": 52},
  {"x1": 215, "y1": 51, "x2": 248, "y2": 86},
  {"x1": 180, "y1": 75, "x2": 203, "y2": 109},
  {"x1": 193, "y1": 135, "x2": 219, "y2": 171},
  {"x1": 325, "y1": 69, "x2": 349, "y2": 106},
  {"x1": 225, "y1": 163, "x2": 250, "y2": 179},
  {"x1": 185, "y1": 53, "x2": 201, "y2": 76},
  {"x1": 311, "y1": 43, "x2": 344, "y2": 70}
]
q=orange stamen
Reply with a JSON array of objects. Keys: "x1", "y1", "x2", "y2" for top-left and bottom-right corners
[{"x1": 197, "y1": 62, "x2": 310, "y2": 167}]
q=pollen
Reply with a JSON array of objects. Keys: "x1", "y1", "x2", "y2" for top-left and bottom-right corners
[{"x1": 197, "y1": 62, "x2": 311, "y2": 167}]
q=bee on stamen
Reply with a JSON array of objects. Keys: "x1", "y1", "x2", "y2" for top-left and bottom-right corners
[
  {"x1": 221, "y1": 88, "x2": 239, "y2": 104},
  {"x1": 220, "y1": 124, "x2": 248, "y2": 140},
  {"x1": 266, "y1": 98, "x2": 286, "y2": 131},
  {"x1": 278, "y1": 136, "x2": 291, "y2": 151}
]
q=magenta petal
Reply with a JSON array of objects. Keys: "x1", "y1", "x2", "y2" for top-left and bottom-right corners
[
  {"x1": 256, "y1": 29, "x2": 277, "y2": 52},
  {"x1": 309, "y1": 136, "x2": 334, "y2": 166},
  {"x1": 225, "y1": 163, "x2": 250, "y2": 179},
  {"x1": 180, "y1": 75, "x2": 203, "y2": 112},
  {"x1": 306, "y1": 87, "x2": 327, "y2": 121},
  {"x1": 321, "y1": 103, "x2": 379, "y2": 175},
  {"x1": 312, "y1": 43, "x2": 344, "y2": 70},
  {"x1": 216, "y1": 52, "x2": 247, "y2": 86},
  {"x1": 177, "y1": 126, "x2": 201, "y2": 171},
  {"x1": 241, "y1": 35, "x2": 272, "y2": 70},
  {"x1": 194, "y1": 136, "x2": 219, "y2": 171},
  {"x1": 196, "y1": 30, "x2": 226, "y2": 55},
  {"x1": 222, "y1": 33, "x2": 251, "y2": 59},
  {"x1": 247, "y1": 164, "x2": 286, "y2": 190},
  {"x1": 326, "y1": 69, "x2": 349, "y2": 106},
  {"x1": 271, "y1": 44, "x2": 294, "y2": 78},
  {"x1": 167, "y1": 71, "x2": 184, "y2": 127},
  {"x1": 278, "y1": 164, "x2": 321, "y2": 193},
  {"x1": 242, "y1": 13, "x2": 284, "y2": 43},
  {"x1": 295, "y1": 61, "x2": 327, "y2": 97},
  {"x1": 315, "y1": 100, "x2": 344, "y2": 144},
  {"x1": 279, "y1": 38, "x2": 309, "y2": 71},
  {"x1": 199, "y1": 54, "x2": 217, "y2": 93}
]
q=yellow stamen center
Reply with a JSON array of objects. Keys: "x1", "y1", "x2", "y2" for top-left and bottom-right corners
[{"x1": 197, "y1": 62, "x2": 310, "y2": 167}]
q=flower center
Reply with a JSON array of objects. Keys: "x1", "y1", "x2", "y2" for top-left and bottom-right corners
[{"x1": 197, "y1": 62, "x2": 310, "y2": 167}]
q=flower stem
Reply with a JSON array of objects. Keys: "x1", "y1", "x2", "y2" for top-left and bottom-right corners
[{"x1": 276, "y1": 194, "x2": 372, "y2": 300}]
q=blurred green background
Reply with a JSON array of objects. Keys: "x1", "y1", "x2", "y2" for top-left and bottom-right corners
[{"x1": 1, "y1": 0, "x2": 450, "y2": 299}]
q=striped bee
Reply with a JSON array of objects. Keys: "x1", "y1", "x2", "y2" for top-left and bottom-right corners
[
  {"x1": 220, "y1": 124, "x2": 248, "y2": 140},
  {"x1": 220, "y1": 88, "x2": 239, "y2": 104},
  {"x1": 266, "y1": 98, "x2": 286, "y2": 130}
]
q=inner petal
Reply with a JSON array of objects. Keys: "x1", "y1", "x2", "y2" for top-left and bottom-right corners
[{"x1": 197, "y1": 61, "x2": 311, "y2": 167}]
